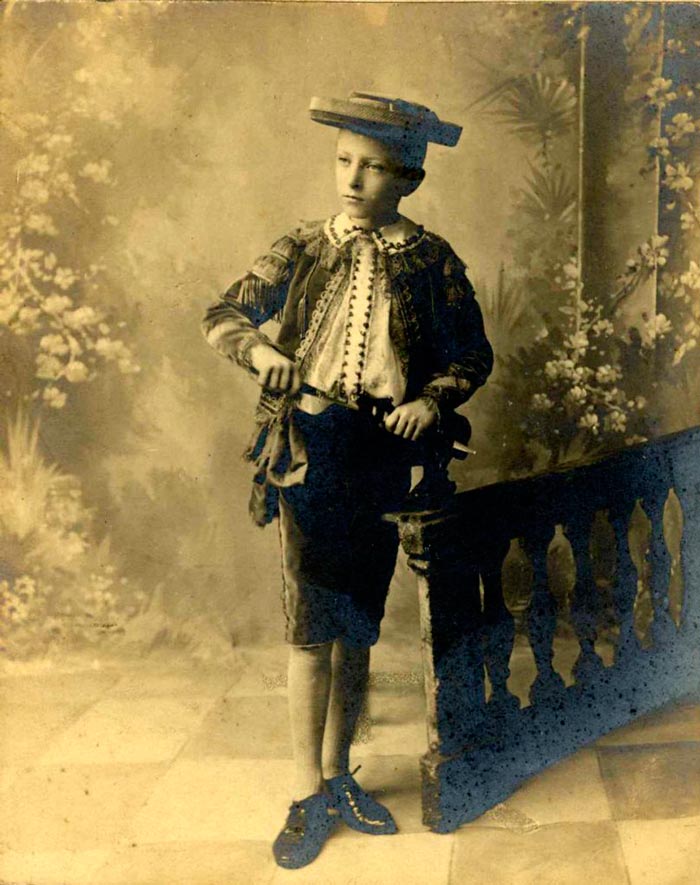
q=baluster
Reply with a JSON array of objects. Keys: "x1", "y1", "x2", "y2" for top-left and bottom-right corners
[
  {"x1": 522, "y1": 524, "x2": 566, "y2": 704},
  {"x1": 481, "y1": 535, "x2": 520, "y2": 717},
  {"x1": 564, "y1": 509, "x2": 606, "y2": 683},
  {"x1": 608, "y1": 498, "x2": 642, "y2": 662},
  {"x1": 664, "y1": 489, "x2": 684, "y2": 628},
  {"x1": 643, "y1": 490, "x2": 677, "y2": 647}
]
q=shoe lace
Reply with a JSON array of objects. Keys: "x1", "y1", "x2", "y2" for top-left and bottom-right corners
[{"x1": 284, "y1": 803, "x2": 307, "y2": 835}]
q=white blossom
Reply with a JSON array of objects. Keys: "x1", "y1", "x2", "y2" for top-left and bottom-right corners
[
  {"x1": 664, "y1": 163, "x2": 694, "y2": 192},
  {"x1": 532, "y1": 393, "x2": 553, "y2": 410},
  {"x1": 42, "y1": 385, "x2": 67, "y2": 409},
  {"x1": 595, "y1": 364, "x2": 621, "y2": 384},
  {"x1": 40, "y1": 334, "x2": 70, "y2": 356},
  {"x1": 54, "y1": 268, "x2": 77, "y2": 290},
  {"x1": 79, "y1": 160, "x2": 112, "y2": 184},
  {"x1": 666, "y1": 113, "x2": 696, "y2": 143},
  {"x1": 578, "y1": 412, "x2": 600, "y2": 433},
  {"x1": 25, "y1": 213, "x2": 57, "y2": 236},
  {"x1": 644, "y1": 312, "x2": 673, "y2": 342},
  {"x1": 63, "y1": 306, "x2": 97, "y2": 329},
  {"x1": 19, "y1": 179, "x2": 50, "y2": 205},
  {"x1": 43, "y1": 294, "x2": 73, "y2": 315},
  {"x1": 36, "y1": 353, "x2": 64, "y2": 380},
  {"x1": 564, "y1": 331, "x2": 589, "y2": 354},
  {"x1": 680, "y1": 261, "x2": 700, "y2": 290},
  {"x1": 565, "y1": 385, "x2": 587, "y2": 404},
  {"x1": 64, "y1": 361, "x2": 89, "y2": 383},
  {"x1": 604, "y1": 410, "x2": 627, "y2": 433}
]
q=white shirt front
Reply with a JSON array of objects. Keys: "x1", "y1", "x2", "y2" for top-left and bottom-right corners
[{"x1": 301, "y1": 213, "x2": 423, "y2": 406}]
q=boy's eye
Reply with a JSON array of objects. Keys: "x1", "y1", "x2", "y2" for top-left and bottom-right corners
[
  {"x1": 337, "y1": 156, "x2": 351, "y2": 165},
  {"x1": 366, "y1": 163, "x2": 385, "y2": 172}
]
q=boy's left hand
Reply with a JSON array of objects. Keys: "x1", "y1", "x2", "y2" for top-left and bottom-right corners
[{"x1": 384, "y1": 398, "x2": 438, "y2": 440}]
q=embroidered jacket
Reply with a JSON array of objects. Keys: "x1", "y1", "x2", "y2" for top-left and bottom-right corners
[{"x1": 201, "y1": 216, "x2": 493, "y2": 523}]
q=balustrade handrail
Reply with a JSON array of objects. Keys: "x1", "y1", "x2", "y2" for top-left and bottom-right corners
[{"x1": 418, "y1": 425, "x2": 700, "y2": 550}]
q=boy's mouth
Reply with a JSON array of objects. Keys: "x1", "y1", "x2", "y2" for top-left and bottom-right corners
[{"x1": 343, "y1": 195, "x2": 364, "y2": 202}]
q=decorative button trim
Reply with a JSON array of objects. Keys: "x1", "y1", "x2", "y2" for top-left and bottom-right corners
[
  {"x1": 339, "y1": 235, "x2": 376, "y2": 400},
  {"x1": 325, "y1": 215, "x2": 425, "y2": 252}
]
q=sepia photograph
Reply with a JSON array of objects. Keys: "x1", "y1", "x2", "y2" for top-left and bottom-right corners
[{"x1": 1, "y1": 1, "x2": 699, "y2": 883}]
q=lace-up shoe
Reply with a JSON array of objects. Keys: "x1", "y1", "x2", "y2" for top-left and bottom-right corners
[
  {"x1": 272, "y1": 792, "x2": 338, "y2": 869},
  {"x1": 325, "y1": 767, "x2": 398, "y2": 835}
]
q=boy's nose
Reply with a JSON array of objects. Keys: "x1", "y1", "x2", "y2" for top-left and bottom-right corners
[{"x1": 349, "y1": 165, "x2": 363, "y2": 189}]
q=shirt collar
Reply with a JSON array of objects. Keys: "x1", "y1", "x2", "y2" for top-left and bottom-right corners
[{"x1": 324, "y1": 213, "x2": 424, "y2": 252}]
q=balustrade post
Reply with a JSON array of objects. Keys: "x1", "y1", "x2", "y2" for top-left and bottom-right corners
[
  {"x1": 391, "y1": 508, "x2": 487, "y2": 828},
  {"x1": 396, "y1": 511, "x2": 486, "y2": 757}
]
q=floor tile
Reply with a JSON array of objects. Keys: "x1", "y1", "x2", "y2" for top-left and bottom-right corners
[
  {"x1": 597, "y1": 701, "x2": 700, "y2": 747},
  {"x1": 0, "y1": 658, "x2": 117, "y2": 769},
  {"x1": 105, "y1": 667, "x2": 237, "y2": 700},
  {"x1": 451, "y1": 821, "x2": 628, "y2": 885},
  {"x1": 0, "y1": 763, "x2": 167, "y2": 852},
  {"x1": 269, "y1": 832, "x2": 453, "y2": 885},
  {"x1": 617, "y1": 816, "x2": 700, "y2": 885},
  {"x1": 0, "y1": 668, "x2": 118, "y2": 708},
  {"x1": 0, "y1": 848, "x2": 110, "y2": 885},
  {"x1": 131, "y1": 758, "x2": 294, "y2": 843},
  {"x1": 363, "y1": 686, "x2": 428, "y2": 756},
  {"x1": 0, "y1": 764, "x2": 21, "y2": 793},
  {"x1": 598, "y1": 742, "x2": 700, "y2": 820},
  {"x1": 0, "y1": 702, "x2": 88, "y2": 767},
  {"x1": 38, "y1": 697, "x2": 215, "y2": 765},
  {"x1": 182, "y1": 694, "x2": 292, "y2": 758},
  {"x1": 223, "y1": 645, "x2": 289, "y2": 697},
  {"x1": 93, "y1": 839, "x2": 276, "y2": 885},
  {"x1": 369, "y1": 639, "x2": 423, "y2": 675},
  {"x1": 493, "y1": 749, "x2": 613, "y2": 825}
]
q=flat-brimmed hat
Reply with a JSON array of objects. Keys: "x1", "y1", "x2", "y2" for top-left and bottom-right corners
[{"x1": 309, "y1": 92, "x2": 461, "y2": 168}]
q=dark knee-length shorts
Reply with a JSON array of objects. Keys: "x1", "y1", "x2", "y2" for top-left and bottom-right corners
[{"x1": 278, "y1": 405, "x2": 412, "y2": 648}]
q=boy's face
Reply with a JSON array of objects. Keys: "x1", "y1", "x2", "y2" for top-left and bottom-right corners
[{"x1": 335, "y1": 129, "x2": 415, "y2": 227}]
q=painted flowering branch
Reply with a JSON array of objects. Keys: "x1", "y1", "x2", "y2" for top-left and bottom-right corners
[{"x1": 0, "y1": 109, "x2": 139, "y2": 409}]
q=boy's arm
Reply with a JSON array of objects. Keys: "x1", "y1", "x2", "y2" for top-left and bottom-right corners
[
  {"x1": 201, "y1": 231, "x2": 303, "y2": 373},
  {"x1": 419, "y1": 252, "x2": 494, "y2": 412}
]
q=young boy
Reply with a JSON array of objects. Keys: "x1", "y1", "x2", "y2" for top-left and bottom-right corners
[{"x1": 201, "y1": 92, "x2": 493, "y2": 869}]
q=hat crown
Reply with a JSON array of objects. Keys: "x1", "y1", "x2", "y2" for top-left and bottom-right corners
[
  {"x1": 349, "y1": 92, "x2": 435, "y2": 123},
  {"x1": 309, "y1": 92, "x2": 462, "y2": 149}
]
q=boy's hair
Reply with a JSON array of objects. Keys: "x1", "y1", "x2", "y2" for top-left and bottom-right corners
[{"x1": 394, "y1": 164, "x2": 426, "y2": 183}]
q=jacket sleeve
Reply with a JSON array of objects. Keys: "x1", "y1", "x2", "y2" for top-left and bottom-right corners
[
  {"x1": 201, "y1": 230, "x2": 304, "y2": 372},
  {"x1": 420, "y1": 251, "x2": 494, "y2": 411}
]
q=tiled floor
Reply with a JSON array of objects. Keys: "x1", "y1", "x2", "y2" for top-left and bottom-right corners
[{"x1": 1, "y1": 640, "x2": 698, "y2": 885}]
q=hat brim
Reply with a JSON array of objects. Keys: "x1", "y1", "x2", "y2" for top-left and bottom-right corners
[{"x1": 309, "y1": 96, "x2": 461, "y2": 147}]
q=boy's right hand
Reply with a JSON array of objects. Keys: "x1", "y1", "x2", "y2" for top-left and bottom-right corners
[{"x1": 248, "y1": 342, "x2": 301, "y2": 394}]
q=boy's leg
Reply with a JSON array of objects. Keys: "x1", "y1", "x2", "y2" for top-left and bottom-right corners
[
  {"x1": 287, "y1": 641, "x2": 333, "y2": 799},
  {"x1": 273, "y1": 642, "x2": 338, "y2": 870},
  {"x1": 323, "y1": 639, "x2": 399, "y2": 835},
  {"x1": 323, "y1": 640, "x2": 370, "y2": 778}
]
